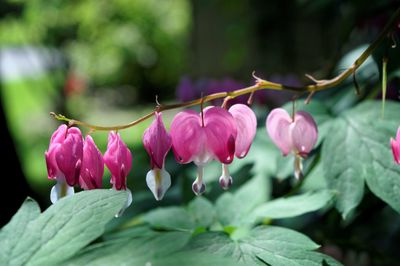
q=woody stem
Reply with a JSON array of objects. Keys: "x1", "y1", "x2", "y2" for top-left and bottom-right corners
[{"x1": 51, "y1": 7, "x2": 400, "y2": 131}]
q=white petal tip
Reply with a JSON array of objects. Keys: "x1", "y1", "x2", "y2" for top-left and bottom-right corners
[
  {"x1": 146, "y1": 169, "x2": 171, "y2": 201},
  {"x1": 115, "y1": 189, "x2": 133, "y2": 218},
  {"x1": 50, "y1": 182, "x2": 74, "y2": 204}
]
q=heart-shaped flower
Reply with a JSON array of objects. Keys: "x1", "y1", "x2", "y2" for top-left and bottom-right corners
[
  {"x1": 266, "y1": 108, "x2": 318, "y2": 158},
  {"x1": 170, "y1": 106, "x2": 237, "y2": 195},
  {"x1": 219, "y1": 104, "x2": 257, "y2": 189}
]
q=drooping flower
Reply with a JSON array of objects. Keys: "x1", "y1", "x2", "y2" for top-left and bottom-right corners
[
  {"x1": 266, "y1": 108, "x2": 318, "y2": 179},
  {"x1": 45, "y1": 124, "x2": 83, "y2": 203},
  {"x1": 104, "y1": 131, "x2": 133, "y2": 216},
  {"x1": 266, "y1": 108, "x2": 318, "y2": 157},
  {"x1": 390, "y1": 127, "x2": 400, "y2": 164},
  {"x1": 143, "y1": 112, "x2": 172, "y2": 200},
  {"x1": 170, "y1": 106, "x2": 237, "y2": 195},
  {"x1": 219, "y1": 104, "x2": 257, "y2": 189},
  {"x1": 79, "y1": 135, "x2": 104, "y2": 190}
]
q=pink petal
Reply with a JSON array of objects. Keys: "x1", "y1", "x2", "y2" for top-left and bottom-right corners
[
  {"x1": 45, "y1": 144, "x2": 61, "y2": 180},
  {"x1": 104, "y1": 132, "x2": 132, "y2": 190},
  {"x1": 391, "y1": 137, "x2": 400, "y2": 164},
  {"x1": 79, "y1": 135, "x2": 104, "y2": 190},
  {"x1": 143, "y1": 112, "x2": 172, "y2": 169},
  {"x1": 170, "y1": 110, "x2": 205, "y2": 164},
  {"x1": 203, "y1": 107, "x2": 237, "y2": 164},
  {"x1": 266, "y1": 108, "x2": 293, "y2": 156},
  {"x1": 291, "y1": 111, "x2": 318, "y2": 157},
  {"x1": 55, "y1": 127, "x2": 83, "y2": 186},
  {"x1": 229, "y1": 104, "x2": 257, "y2": 158},
  {"x1": 45, "y1": 125, "x2": 68, "y2": 180}
]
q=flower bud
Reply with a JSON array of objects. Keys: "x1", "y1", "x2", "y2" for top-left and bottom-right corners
[
  {"x1": 143, "y1": 112, "x2": 172, "y2": 200},
  {"x1": 104, "y1": 131, "x2": 132, "y2": 190},
  {"x1": 79, "y1": 135, "x2": 104, "y2": 190},
  {"x1": 45, "y1": 124, "x2": 83, "y2": 203}
]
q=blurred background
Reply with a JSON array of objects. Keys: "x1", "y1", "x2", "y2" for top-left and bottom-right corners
[{"x1": 1, "y1": 0, "x2": 400, "y2": 263}]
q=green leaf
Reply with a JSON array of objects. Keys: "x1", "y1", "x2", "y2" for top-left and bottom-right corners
[
  {"x1": 322, "y1": 100, "x2": 400, "y2": 218},
  {"x1": 187, "y1": 197, "x2": 216, "y2": 228},
  {"x1": 144, "y1": 207, "x2": 194, "y2": 231},
  {"x1": 216, "y1": 174, "x2": 268, "y2": 226},
  {"x1": 184, "y1": 226, "x2": 322, "y2": 265},
  {"x1": 4, "y1": 189, "x2": 127, "y2": 266},
  {"x1": 66, "y1": 230, "x2": 193, "y2": 265},
  {"x1": 0, "y1": 198, "x2": 41, "y2": 265},
  {"x1": 143, "y1": 197, "x2": 215, "y2": 231},
  {"x1": 257, "y1": 250, "x2": 343, "y2": 266},
  {"x1": 249, "y1": 190, "x2": 335, "y2": 221}
]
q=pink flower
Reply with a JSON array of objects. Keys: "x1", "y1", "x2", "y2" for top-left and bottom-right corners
[
  {"x1": 266, "y1": 108, "x2": 318, "y2": 158},
  {"x1": 104, "y1": 131, "x2": 132, "y2": 190},
  {"x1": 104, "y1": 131, "x2": 133, "y2": 217},
  {"x1": 219, "y1": 104, "x2": 257, "y2": 189},
  {"x1": 79, "y1": 135, "x2": 104, "y2": 190},
  {"x1": 390, "y1": 127, "x2": 400, "y2": 164},
  {"x1": 266, "y1": 108, "x2": 318, "y2": 179},
  {"x1": 170, "y1": 106, "x2": 237, "y2": 195},
  {"x1": 143, "y1": 112, "x2": 172, "y2": 200},
  {"x1": 45, "y1": 124, "x2": 83, "y2": 203},
  {"x1": 229, "y1": 104, "x2": 257, "y2": 159}
]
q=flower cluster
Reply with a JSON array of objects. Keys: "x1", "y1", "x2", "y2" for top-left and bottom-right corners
[
  {"x1": 46, "y1": 104, "x2": 319, "y2": 214},
  {"x1": 45, "y1": 125, "x2": 132, "y2": 215}
]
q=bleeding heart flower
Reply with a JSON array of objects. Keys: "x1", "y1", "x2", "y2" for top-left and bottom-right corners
[
  {"x1": 143, "y1": 112, "x2": 172, "y2": 200},
  {"x1": 79, "y1": 135, "x2": 104, "y2": 190},
  {"x1": 45, "y1": 125, "x2": 83, "y2": 203},
  {"x1": 390, "y1": 127, "x2": 400, "y2": 164},
  {"x1": 219, "y1": 104, "x2": 257, "y2": 189},
  {"x1": 170, "y1": 106, "x2": 237, "y2": 195},
  {"x1": 104, "y1": 131, "x2": 133, "y2": 217},
  {"x1": 266, "y1": 108, "x2": 318, "y2": 157},
  {"x1": 266, "y1": 108, "x2": 318, "y2": 179}
]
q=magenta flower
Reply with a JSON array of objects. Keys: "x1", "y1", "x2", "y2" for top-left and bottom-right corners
[
  {"x1": 143, "y1": 112, "x2": 172, "y2": 200},
  {"x1": 266, "y1": 108, "x2": 318, "y2": 179},
  {"x1": 104, "y1": 131, "x2": 132, "y2": 190},
  {"x1": 390, "y1": 127, "x2": 400, "y2": 164},
  {"x1": 170, "y1": 106, "x2": 237, "y2": 195},
  {"x1": 219, "y1": 104, "x2": 257, "y2": 189},
  {"x1": 79, "y1": 135, "x2": 104, "y2": 190},
  {"x1": 45, "y1": 124, "x2": 83, "y2": 203},
  {"x1": 104, "y1": 131, "x2": 133, "y2": 216}
]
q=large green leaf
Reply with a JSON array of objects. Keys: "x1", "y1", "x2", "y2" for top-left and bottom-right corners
[
  {"x1": 143, "y1": 197, "x2": 216, "y2": 231},
  {"x1": 322, "y1": 100, "x2": 400, "y2": 218},
  {"x1": 258, "y1": 250, "x2": 342, "y2": 266},
  {"x1": 216, "y1": 174, "x2": 268, "y2": 227},
  {"x1": 0, "y1": 198, "x2": 41, "y2": 265},
  {"x1": 249, "y1": 190, "x2": 335, "y2": 221},
  {"x1": 65, "y1": 230, "x2": 192, "y2": 265},
  {"x1": 2, "y1": 190, "x2": 127, "y2": 266},
  {"x1": 184, "y1": 226, "x2": 330, "y2": 266}
]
